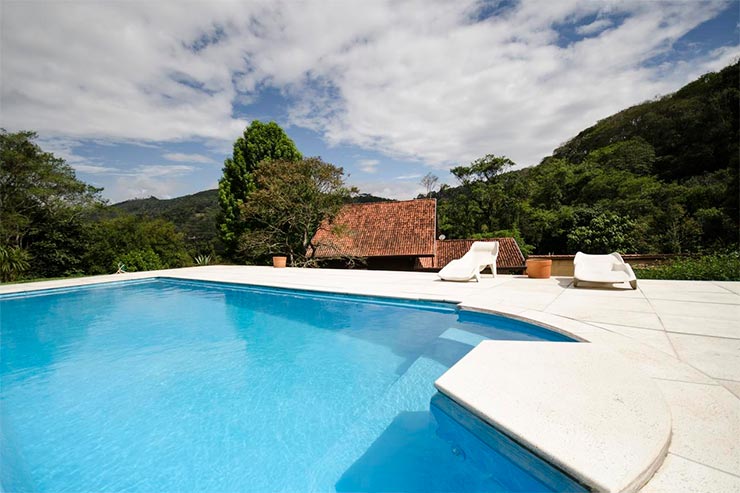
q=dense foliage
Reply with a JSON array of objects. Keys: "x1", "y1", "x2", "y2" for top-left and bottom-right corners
[
  {"x1": 218, "y1": 120, "x2": 302, "y2": 256},
  {"x1": 83, "y1": 215, "x2": 190, "y2": 274},
  {"x1": 0, "y1": 131, "x2": 194, "y2": 281},
  {"x1": 112, "y1": 189, "x2": 221, "y2": 256},
  {"x1": 634, "y1": 251, "x2": 740, "y2": 281},
  {"x1": 0, "y1": 130, "x2": 103, "y2": 279},
  {"x1": 238, "y1": 158, "x2": 357, "y2": 266},
  {"x1": 435, "y1": 62, "x2": 739, "y2": 255}
]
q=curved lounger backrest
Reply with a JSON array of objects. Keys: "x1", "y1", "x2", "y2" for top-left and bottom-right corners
[
  {"x1": 610, "y1": 252, "x2": 626, "y2": 265},
  {"x1": 471, "y1": 241, "x2": 499, "y2": 254},
  {"x1": 469, "y1": 241, "x2": 499, "y2": 268},
  {"x1": 574, "y1": 251, "x2": 624, "y2": 266}
]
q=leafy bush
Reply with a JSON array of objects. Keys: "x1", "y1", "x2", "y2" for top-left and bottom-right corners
[
  {"x1": 634, "y1": 250, "x2": 740, "y2": 281},
  {"x1": 567, "y1": 211, "x2": 636, "y2": 253},
  {"x1": 116, "y1": 249, "x2": 163, "y2": 272},
  {"x1": 84, "y1": 215, "x2": 190, "y2": 274}
]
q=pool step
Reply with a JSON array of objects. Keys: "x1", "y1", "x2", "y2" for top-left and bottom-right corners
[
  {"x1": 438, "y1": 327, "x2": 489, "y2": 347},
  {"x1": 435, "y1": 341, "x2": 673, "y2": 493}
]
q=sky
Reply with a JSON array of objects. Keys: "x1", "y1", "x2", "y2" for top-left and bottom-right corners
[{"x1": 1, "y1": 0, "x2": 738, "y2": 203}]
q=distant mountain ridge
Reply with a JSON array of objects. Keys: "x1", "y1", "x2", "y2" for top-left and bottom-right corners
[
  {"x1": 112, "y1": 189, "x2": 221, "y2": 252},
  {"x1": 111, "y1": 190, "x2": 394, "y2": 253}
]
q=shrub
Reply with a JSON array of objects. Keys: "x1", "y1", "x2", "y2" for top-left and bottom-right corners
[
  {"x1": 567, "y1": 211, "x2": 636, "y2": 253},
  {"x1": 193, "y1": 254, "x2": 212, "y2": 266},
  {"x1": 634, "y1": 250, "x2": 740, "y2": 281},
  {"x1": 116, "y1": 249, "x2": 163, "y2": 273},
  {"x1": 471, "y1": 227, "x2": 535, "y2": 256},
  {"x1": 0, "y1": 246, "x2": 31, "y2": 282}
]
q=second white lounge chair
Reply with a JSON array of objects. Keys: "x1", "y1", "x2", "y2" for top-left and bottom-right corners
[
  {"x1": 438, "y1": 241, "x2": 499, "y2": 282},
  {"x1": 573, "y1": 252, "x2": 637, "y2": 289}
]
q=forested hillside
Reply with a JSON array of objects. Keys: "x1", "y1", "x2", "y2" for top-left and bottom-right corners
[
  {"x1": 112, "y1": 189, "x2": 221, "y2": 255},
  {"x1": 436, "y1": 61, "x2": 739, "y2": 255},
  {"x1": 108, "y1": 190, "x2": 393, "y2": 256}
]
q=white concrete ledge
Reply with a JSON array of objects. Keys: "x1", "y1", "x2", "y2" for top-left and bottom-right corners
[{"x1": 435, "y1": 341, "x2": 672, "y2": 493}]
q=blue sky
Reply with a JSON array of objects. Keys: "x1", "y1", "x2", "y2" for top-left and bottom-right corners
[{"x1": 1, "y1": 0, "x2": 738, "y2": 203}]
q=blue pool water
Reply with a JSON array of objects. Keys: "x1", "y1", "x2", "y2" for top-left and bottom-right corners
[{"x1": 0, "y1": 279, "x2": 584, "y2": 492}]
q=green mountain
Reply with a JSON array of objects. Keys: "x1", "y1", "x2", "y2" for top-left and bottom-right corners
[
  {"x1": 112, "y1": 189, "x2": 221, "y2": 254},
  {"x1": 109, "y1": 190, "x2": 393, "y2": 255},
  {"x1": 436, "y1": 61, "x2": 739, "y2": 255},
  {"x1": 553, "y1": 62, "x2": 738, "y2": 181}
]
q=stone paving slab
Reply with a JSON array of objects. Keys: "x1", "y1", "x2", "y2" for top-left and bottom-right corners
[
  {"x1": 668, "y1": 334, "x2": 740, "y2": 381},
  {"x1": 659, "y1": 314, "x2": 740, "y2": 339},
  {"x1": 642, "y1": 453, "x2": 740, "y2": 493}
]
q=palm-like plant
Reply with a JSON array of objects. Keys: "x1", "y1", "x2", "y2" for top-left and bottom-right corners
[
  {"x1": 193, "y1": 254, "x2": 212, "y2": 266},
  {"x1": 0, "y1": 246, "x2": 31, "y2": 282}
]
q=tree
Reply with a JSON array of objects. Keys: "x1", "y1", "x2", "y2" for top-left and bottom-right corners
[
  {"x1": 0, "y1": 130, "x2": 103, "y2": 279},
  {"x1": 83, "y1": 215, "x2": 190, "y2": 274},
  {"x1": 218, "y1": 121, "x2": 302, "y2": 257},
  {"x1": 420, "y1": 172, "x2": 439, "y2": 197},
  {"x1": 567, "y1": 211, "x2": 637, "y2": 253},
  {"x1": 438, "y1": 154, "x2": 517, "y2": 237},
  {"x1": 238, "y1": 158, "x2": 357, "y2": 266},
  {"x1": 451, "y1": 154, "x2": 514, "y2": 184}
]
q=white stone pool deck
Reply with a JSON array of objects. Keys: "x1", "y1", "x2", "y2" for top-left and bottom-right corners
[{"x1": 2, "y1": 266, "x2": 739, "y2": 492}]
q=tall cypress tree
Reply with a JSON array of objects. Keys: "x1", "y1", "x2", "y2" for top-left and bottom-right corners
[{"x1": 217, "y1": 121, "x2": 302, "y2": 258}]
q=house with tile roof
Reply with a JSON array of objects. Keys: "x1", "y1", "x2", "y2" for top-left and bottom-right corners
[
  {"x1": 310, "y1": 198, "x2": 526, "y2": 273},
  {"x1": 310, "y1": 198, "x2": 437, "y2": 270}
]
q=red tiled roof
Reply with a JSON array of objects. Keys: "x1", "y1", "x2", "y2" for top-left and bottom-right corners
[
  {"x1": 311, "y1": 199, "x2": 436, "y2": 258},
  {"x1": 416, "y1": 238, "x2": 525, "y2": 270}
]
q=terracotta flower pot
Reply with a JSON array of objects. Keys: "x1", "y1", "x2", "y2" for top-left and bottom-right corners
[
  {"x1": 526, "y1": 258, "x2": 552, "y2": 279},
  {"x1": 272, "y1": 256, "x2": 287, "y2": 268}
]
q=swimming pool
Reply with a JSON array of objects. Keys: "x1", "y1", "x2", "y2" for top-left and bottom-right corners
[{"x1": 1, "y1": 278, "x2": 585, "y2": 492}]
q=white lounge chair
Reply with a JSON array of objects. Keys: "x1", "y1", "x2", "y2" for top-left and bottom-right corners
[
  {"x1": 438, "y1": 241, "x2": 499, "y2": 282},
  {"x1": 573, "y1": 252, "x2": 637, "y2": 290}
]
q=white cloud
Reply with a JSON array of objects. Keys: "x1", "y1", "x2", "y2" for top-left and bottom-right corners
[
  {"x1": 107, "y1": 176, "x2": 184, "y2": 203},
  {"x1": 73, "y1": 164, "x2": 120, "y2": 174},
  {"x1": 163, "y1": 152, "x2": 217, "y2": 164},
  {"x1": 2, "y1": 0, "x2": 737, "y2": 178},
  {"x1": 132, "y1": 164, "x2": 194, "y2": 177},
  {"x1": 105, "y1": 165, "x2": 197, "y2": 202},
  {"x1": 357, "y1": 158, "x2": 380, "y2": 173},
  {"x1": 279, "y1": 1, "x2": 736, "y2": 168},
  {"x1": 575, "y1": 18, "x2": 613, "y2": 36},
  {"x1": 1, "y1": 1, "x2": 251, "y2": 143},
  {"x1": 395, "y1": 174, "x2": 422, "y2": 180},
  {"x1": 350, "y1": 179, "x2": 425, "y2": 201}
]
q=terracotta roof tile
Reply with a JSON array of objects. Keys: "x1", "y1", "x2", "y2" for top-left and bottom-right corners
[
  {"x1": 311, "y1": 199, "x2": 436, "y2": 258},
  {"x1": 417, "y1": 238, "x2": 525, "y2": 270}
]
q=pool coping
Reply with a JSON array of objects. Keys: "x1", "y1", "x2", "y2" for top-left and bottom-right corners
[{"x1": 2, "y1": 265, "x2": 738, "y2": 492}]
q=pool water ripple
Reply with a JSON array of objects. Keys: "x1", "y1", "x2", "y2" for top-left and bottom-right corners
[{"x1": 1, "y1": 278, "x2": 579, "y2": 492}]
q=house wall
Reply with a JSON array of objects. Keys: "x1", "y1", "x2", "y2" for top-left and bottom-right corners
[
  {"x1": 366, "y1": 256, "x2": 419, "y2": 271},
  {"x1": 527, "y1": 254, "x2": 680, "y2": 276},
  {"x1": 318, "y1": 256, "x2": 426, "y2": 271}
]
